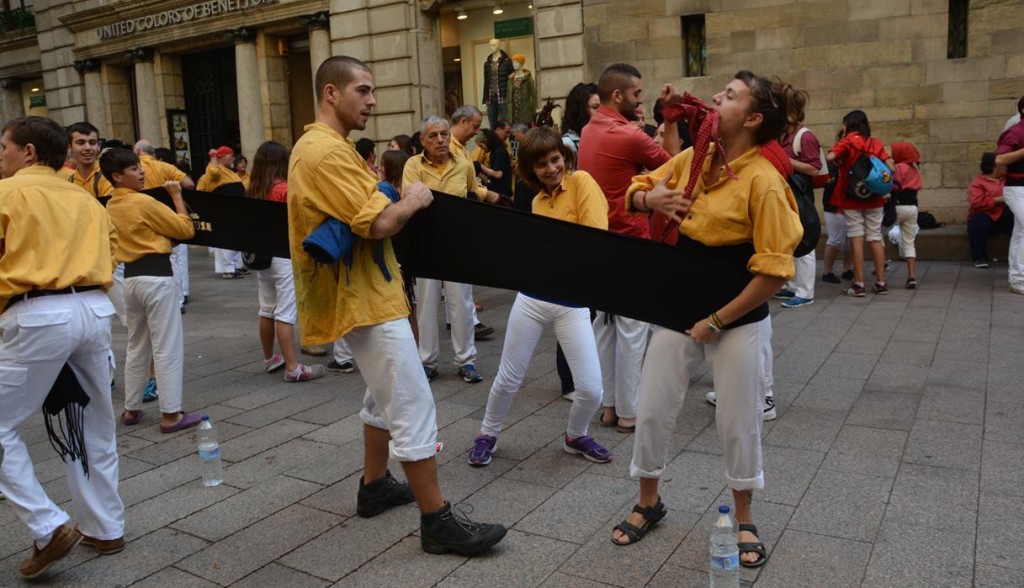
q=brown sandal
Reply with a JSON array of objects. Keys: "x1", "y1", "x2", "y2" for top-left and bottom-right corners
[{"x1": 120, "y1": 410, "x2": 141, "y2": 426}]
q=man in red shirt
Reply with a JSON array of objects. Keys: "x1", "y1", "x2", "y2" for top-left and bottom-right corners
[{"x1": 577, "y1": 64, "x2": 681, "y2": 431}]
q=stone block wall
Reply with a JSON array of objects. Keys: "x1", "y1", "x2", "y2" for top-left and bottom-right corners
[
  {"x1": 35, "y1": 0, "x2": 85, "y2": 125},
  {"x1": 583, "y1": 0, "x2": 1024, "y2": 224}
]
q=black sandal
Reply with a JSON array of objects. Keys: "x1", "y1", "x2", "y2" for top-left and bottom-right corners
[
  {"x1": 611, "y1": 499, "x2": 667, "y2": 546},
  {"x1": 738, "y1": 523, "x2": 768, "y2": 568}
]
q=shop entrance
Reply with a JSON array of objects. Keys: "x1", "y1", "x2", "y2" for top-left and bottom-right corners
[
  {"x1": 439, "y1": 1, "x2": 535, "y2": 128},
  {"x1": 182, "y1": 47, "x2": 240, "y2": 173}
]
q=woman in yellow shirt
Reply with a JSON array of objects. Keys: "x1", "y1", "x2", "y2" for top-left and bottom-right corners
[
  {"x1": 610, "y1": 72, "x2": 803, "y2": 568},
  {"x1": 467, "y1": 127, "x2": 613, "y2": 467}
]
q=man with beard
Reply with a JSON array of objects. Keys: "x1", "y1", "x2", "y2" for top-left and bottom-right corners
[{"x1": 577, "y1": 64, "x2": 681, "y2": 433}]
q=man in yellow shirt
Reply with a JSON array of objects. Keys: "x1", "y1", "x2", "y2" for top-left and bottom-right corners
[
  {"x1": 197, "y1": 146, "x2": 246, "y2": 278},
  {"x1": 403, "y1": 116, "x2": 501, "y2": 383},
  {"x1": 135, "y1": 139, "x2": 194, "y2": 311},
  {"x1": 288, "y1": 55, "x2": 505, "y2": 555},
  {"x1": 58, "y1": 121, "x2": 114, "y2": 200},
  {"x1": 0, "y1": 116, "x2": 125, "y2": 579}
]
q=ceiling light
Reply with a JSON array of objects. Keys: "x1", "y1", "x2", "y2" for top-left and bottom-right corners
[
  {"x1": 30, "y1": 87, "x2": 40, "y2": 92},
  {"x1": 454, "y1": 57, "x2": 462, "y2": 62},
  {"x1": 456, "y1": 7, "x2": 467, "y2": 19},
  {"x1": 492, "y1": 5, "x2": 503, "y2": 15}
]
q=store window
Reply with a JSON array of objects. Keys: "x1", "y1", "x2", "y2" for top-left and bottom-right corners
[
  {"x1": 0, "y1": 0, "x2": 34, "y2": 33},
  {"x1": 947, "y1": 0, "x2": 968, "y2": 59},
  {"x1": 681, "y1": 14, "x2": 706, "y2": 78}
]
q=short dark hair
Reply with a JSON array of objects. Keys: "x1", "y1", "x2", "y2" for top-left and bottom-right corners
[
  {"x1": 841, "y1": 109, "x2": 871, "y2": 138},
  {"x1": 981, "y1": 151, "x2": 997, "y2": 174},
  {"x1": 99, "y1": 147, "x2": 140, "y2": 185},
  {"x1": 67, "y1": 121, "x2": 100, "y2": 138},
  {"x1": 355, "y1": 138, "x2": 376, "y2": 160},
  {"x1": 2, "y1": 116, "x2": 70, "y2": 171},
  {"x1": 733, "y1": 71, "x2": 797, "y2": 145},
  {"x1": 314, "y1": 56, "x2": 371, "y2": 104},
  {"x1": 597, "y1": 64, "x2": 641, "y2": 103},
  {"x1": 1018, "y1": 94, "x2": 1024, "y2": 116},
  {"x1": 515, "y1": 126, "x2": 575, "y2": 192}
]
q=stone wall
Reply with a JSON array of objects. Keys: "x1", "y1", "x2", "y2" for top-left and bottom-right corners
[
  {"x1": 583, "y1": 0, "x2": 1024, "y2": 224},
  {"x1": 35, "y1": 0, "x2": 85, "y2": 125}
]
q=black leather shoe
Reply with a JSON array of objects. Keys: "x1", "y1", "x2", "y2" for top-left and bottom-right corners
[
  {"x1": 420, "y1": 501, "x2": 507, "y2": 555},
  {"x1": 356, "y1": 470, "x2": 414, "y2": 518}
]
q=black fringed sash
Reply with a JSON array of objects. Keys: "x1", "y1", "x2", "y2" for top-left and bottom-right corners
[{"x1": 42, "y1": 364, "x2": 91, "y2": 478}]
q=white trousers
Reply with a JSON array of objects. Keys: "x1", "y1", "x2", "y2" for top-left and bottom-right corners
[
  {"x1": 171, "y1": 244, "x2": 189, "y2": 299},
  {"x1": 107, "y1": 263, "x2": 127, "y2": 328},
  {"x1": 786, "y1": 250, "x2": 816, "y2": 299},
  {"x1": 123, "y1": 276, "x2": 185, "y2": 413},
  {"x1": 1004, "y1": 186, "x2": 1024, "y2": 289},
  {"x1": 631, "y1": 318, "x2": 771, "y2": 491},
  {"x1": 416, "y1": 278, "x2": 476, "y2": 368},
  {"x1": 481, "y1": 295, "x2": 602, "y2": 438},
  {"x1": 0, "y1": 290, "x2": 125, "y2": 543},
  {"x1": 256, "y1": 258, "x2": 297, "y2": 324},
  {"x1": 895, "y1": 205, "x2": 919, "y2": 259},
  {"x1": 333, "y1": 338, "x2": 353, "y2": 364},
  {"x1": 824, "y1": 211, "x2": 850, "y2": 250},
  {"x1": 593, "y1": 312, "x2": 649, "y2": 420},
  {"x1": 347, "y1": 319, "x2": 438, "y2": 462},
  {"x1": 213, "y1": 248, "x2": 242, "y2": 274}
]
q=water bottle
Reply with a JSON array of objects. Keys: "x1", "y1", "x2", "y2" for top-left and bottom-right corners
[
  {"x1": 709, "y1": 504, "x2": 739, "y2": 588},
  {"x1": 197, "y1": 416, "x2": 222, "y2": 486}
]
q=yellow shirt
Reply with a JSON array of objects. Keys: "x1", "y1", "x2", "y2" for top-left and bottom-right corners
[
  {"x1": 58, "y1": 161, "x2": 114, "y2": 199},
  {"x1": 0, "y1": 166, "x2": 117, "y2": 309},
  {"x1": 471, "y1": 145, "x2": 490, "y2": 167},
  {"x1": 627, "y1": 146, "x2": 801, "y2": 279},
  {"x1": 532, "y1": 170, "x2": 609, "y2": 230},
  {"x1": 106, "y1": 187, "x2": 195, "y2": 263},
  {"x1": 139, "y1": 154, "x2": 186, "y2": 190},
  {"x1": 450, "y1": 135, "x2": 470, "y2": 161},
  {"x1": 403, "y1": 152, "x2": 488, "y2": 200},
  {"x1": 196, "y1": 164, "x2": 242, "y2": 192},
  {"x1": 288, "y1": 122, "x2": 408, "y2": 344}
]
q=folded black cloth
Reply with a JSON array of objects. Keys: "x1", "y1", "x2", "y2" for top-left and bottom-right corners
[{"x1": 43, "y1": 364, "x2": 91, "y2": 477}]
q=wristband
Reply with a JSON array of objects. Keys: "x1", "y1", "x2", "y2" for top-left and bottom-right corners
[
  {"x1": 710, "y1": 312, "x2": 725, "y2": 330},
  {"x1": 706, "y1": 320, "x2": 721, "y2": 334}
]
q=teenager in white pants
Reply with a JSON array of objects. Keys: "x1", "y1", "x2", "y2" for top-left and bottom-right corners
[
  {"x1": 171, "y1": 244, "x2": 189, "y2": 307},
  {"x1": 101, "y1": 149, "x2": 202, "y2": 433},
  {"x1": 469, "y1": 128, "x2": 612, "y2": 466},
  {"x1": 610, "y1": 73, "x2": 803, "y2": 570},
  {"x1": 0, "y1": 116, "x2": 126, "y2": 578},
  {"x1": 594, "y1": 313, "x2": 648, "y2": 432},
  {"x1": 329, "y1": 337, "x2": 356, "y2": 373}
]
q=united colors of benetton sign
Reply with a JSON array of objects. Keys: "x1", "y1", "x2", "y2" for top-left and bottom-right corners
[{"x1": 97, "y1": 0, "x2": 278, "y2": 40}]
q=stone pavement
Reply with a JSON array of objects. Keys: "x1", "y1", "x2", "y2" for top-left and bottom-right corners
[{"x1": 2, "y1": 250, "x2": 1023, "y2": 587}]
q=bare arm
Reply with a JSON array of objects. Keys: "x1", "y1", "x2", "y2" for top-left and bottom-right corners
[
  {"x1": 996, "y1": 147, "x2": 1024, "y2": 167},
  {"x1": 790, "y1": 158, "x2": 821, "y2": 176},
  {"x1": 687, "y1": 274, "x2": 787, "y2": 344},
  {"x1": 164, "y1": 181, "x2": 188, "y2": 216},
  {"x1": 179, "y1": 175, "x2": 195, "y2": 190},
  {"x1": 368, "y1": 182, "x2": 432, "y2": 239}
]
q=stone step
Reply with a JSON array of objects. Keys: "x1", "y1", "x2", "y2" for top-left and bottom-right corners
[{"x1": 815, "y1": 224, "x2": 1010, "y2": 262}]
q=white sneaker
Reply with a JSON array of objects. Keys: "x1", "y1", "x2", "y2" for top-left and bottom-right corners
[{"x1": 705, "y1": 391, "x2": 777, "y2": 421}]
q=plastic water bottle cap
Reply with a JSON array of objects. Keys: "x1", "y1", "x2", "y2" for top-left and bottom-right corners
[
  {"x1": 719, "y1": 505, "x2": 730, "y2": 514},
  {"x1": 201, "y1": 415, "x2": 210, "y2": 421}
]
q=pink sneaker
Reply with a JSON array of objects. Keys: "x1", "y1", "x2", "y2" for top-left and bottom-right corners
[
  {"x1": 284, "y1": 364, "x2": 326, "y2": 382},
  {"x1": 264, "y1": 354, "x2": 285, "y2": 373}
]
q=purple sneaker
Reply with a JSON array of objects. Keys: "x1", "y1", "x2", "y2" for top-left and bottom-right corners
[
  {"x1": 563, "y1": 434, "x2": 613, "y2": 463},
  {"x1": 468, "y1": 435, "x2": 497, "y2": 467}
]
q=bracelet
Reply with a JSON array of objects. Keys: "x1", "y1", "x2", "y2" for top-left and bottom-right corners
[
  {"x1": 710, "y1": 312, "x2": 725, "y2": 330},
  {"x1": 641, "y1": 191, "x2": 649, "y2": 212},
  {"x1": 706, "y1": 320, "x2": 721, "y2": 334}
]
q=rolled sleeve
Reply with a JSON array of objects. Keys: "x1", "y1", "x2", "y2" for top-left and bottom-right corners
[
  {"x1": 350, "y1": 191, "x2": 393, "y2": 238},
  {"x1": 748, "y1": 182, "x2": 802, "y2": 280}
]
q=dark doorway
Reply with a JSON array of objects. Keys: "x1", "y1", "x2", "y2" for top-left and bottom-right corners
[{"x1": 182, "y1": 47, "x2": 239, "y2": 173}]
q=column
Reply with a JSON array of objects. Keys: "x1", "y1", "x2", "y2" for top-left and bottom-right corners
[
  {"x1": 232, "y1": 27, "x2": 264, "y2": 161},
  {"x1": 73, "y1": 59, "x2": 107, "y2": 132},
  {"x1": 0, "y1": 78, "x2": 24, "y2": 123},
  {"x1": 307, "y1": 12, "x2": 331, "y2": 103},
  {"x1": 126, "y1": 48, "x2": 160, "y2": 143}
]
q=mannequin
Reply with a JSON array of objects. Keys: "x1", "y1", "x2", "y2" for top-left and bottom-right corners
[
  {"x1": 507, "y1": 54, "x2": 537, "y2": 126},
  {"x1": 482, "y1": 38, "x2": 514, "y2": 128}
]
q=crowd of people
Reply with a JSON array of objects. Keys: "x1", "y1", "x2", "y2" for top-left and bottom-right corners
[{"x1": 1, "y1": 51, "x2": 1023, "y2": 582}]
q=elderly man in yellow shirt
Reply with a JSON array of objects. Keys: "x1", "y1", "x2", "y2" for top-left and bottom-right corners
[
  {"x1": 404, "y1": 116, "x2": 502, "y2": 383},
  {"x1": 0, "y1": 116, "x2": 125, "y2": 579},
  {"x1": 288, "y1": 55, "x2": 505, "y2": 555},
  {"x1": 136, "y1": 139, "x2": 195, "y2": 312}
]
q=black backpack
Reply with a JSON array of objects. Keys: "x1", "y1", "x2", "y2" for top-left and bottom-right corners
[{"x1": 786, "y1": 172, "x2": 822, "y2": 257}]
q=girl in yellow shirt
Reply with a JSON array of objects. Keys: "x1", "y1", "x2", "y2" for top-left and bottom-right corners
[
  {"x1": 468, "y1": 127, "x2": 613, "y2": 467},
  {"x1": 611, "y1": 72, "x2": 803, "y2": 567}
]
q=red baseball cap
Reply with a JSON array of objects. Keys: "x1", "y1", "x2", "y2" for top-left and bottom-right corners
[{"x1": 216, "y1": 146, "x2": 234, "y2": 158}]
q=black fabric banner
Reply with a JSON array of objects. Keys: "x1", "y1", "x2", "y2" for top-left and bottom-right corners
[{"x1": 144, "y1": 188, "x2": 740, "y2": 333}]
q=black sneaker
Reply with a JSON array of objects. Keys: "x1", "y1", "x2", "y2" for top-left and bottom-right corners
[
  {"x1": 474, "y1": 323, "x2": 495, "y2": 339},
  {"x1": 822, "y1": 272, "x2": 841, "y2": 284},
  {"x1": 420, "y1": 501, "x2": 507, "y2": 555},
  {"x1": 841, "y1": 270, "x2": 855, "y2": 280},
  {"x1": 356, "y1": 470, "x2": 415, "y2": 518},
  {"x1": 327, "y1": 360, "x2": 355, "y2": 373}
]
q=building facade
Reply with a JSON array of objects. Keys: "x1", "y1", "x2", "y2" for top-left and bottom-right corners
[{"x1": 0, "y1": 0, "x2": 1020, "y2": 222}]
